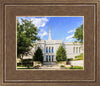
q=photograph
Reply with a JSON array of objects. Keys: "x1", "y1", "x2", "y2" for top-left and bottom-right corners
[{"x1": 16, "y1": 16, "x2": 84, "y2": 70}]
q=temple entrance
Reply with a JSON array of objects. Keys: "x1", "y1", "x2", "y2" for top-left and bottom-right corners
[{"x1": 46, "y1": 55, "x2": 54, "y2": 62}]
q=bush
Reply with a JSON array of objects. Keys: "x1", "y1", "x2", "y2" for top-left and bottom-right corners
[
  {"x1": 17, "y1": 59, "x2": 33, "y2": 67},
  {"x1": 67, "y1": 66, "x2": 83, "y2": 69},
  {"x1": 67, "y1": 58, "x2": 73, "y2": 61},
  {"x1": 60, "y1": 65, "x2": 65, "y2": 67},
  {"x1": 75, "y1": 53, "x2": 83, "y2": 58},
  {"x1": 73, "y1": 53, "x2": 83, "y2": 61},
  {"x1": 73, "y1": 57, "x2": 83, "y2": 61},
  {"x1": 17, "y1": 63, "x2": 21, "y2": 66},
  {"x1": 23, "y1": 59, "x2": 33, "y2": 62}
]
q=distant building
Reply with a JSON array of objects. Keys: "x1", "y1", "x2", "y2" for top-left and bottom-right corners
[{"x1": 23, "y1": 27, "x2": 83, "y2": 64}]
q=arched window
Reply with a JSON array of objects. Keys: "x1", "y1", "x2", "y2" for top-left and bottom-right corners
[
  {"x1": 46, "y1": 47, "x2": 48, "y2": 53},
  {"x1": 52, "y1": 47, "x2": 54, "y2": 53}
]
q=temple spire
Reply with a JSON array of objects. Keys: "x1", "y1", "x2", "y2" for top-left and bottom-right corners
[{"x1": 48, "y1": 26, "x2": 52, "y2": 40}]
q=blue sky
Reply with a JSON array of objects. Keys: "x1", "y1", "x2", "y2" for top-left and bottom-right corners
[{"x1": 17, "y1": 16, "x2": 83, "y2": 42}]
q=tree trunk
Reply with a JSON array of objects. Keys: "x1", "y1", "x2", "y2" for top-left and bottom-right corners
[{"x1": 20, "y1": 54, "x2": 23, "y2": 66}]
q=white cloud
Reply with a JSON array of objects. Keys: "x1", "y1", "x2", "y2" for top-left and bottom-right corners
[
  {"x1": 38, "y1": 29, "x2": 48, "y2": 38},
  {"x1": 17, "y1": 17, "x2": 28, "y2": 24},
  {"x1": 17, "y1": 17, "x2": 48, "y2": 38},
  {"x1": 17, "y1": 17, "x2": 49, "y2": 28},
  {"x1": 66, "y1": 34, "x2": 74, "y2": 42},
  {"x1": 67, "y1": 29, "x2": 75, "y2": 33},
  {"x1": 17, "y1": 18, "x2": 22, "y2": 25},
  {"x1": 67, "y1": 38, "x2": 73, "y2": 42},
  {"x1": 31, "y1": 17, "x2": 48, "y2": 28},
  {"x1": 66, "y1": 34, "x2": 74, "y2": 39}
]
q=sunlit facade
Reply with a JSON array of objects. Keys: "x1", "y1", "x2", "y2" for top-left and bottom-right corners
[
  {"x1": 34, "y1": 28, "x2": 83, "y2": 63},
  {"x1": 23, "y1": 27, "x2": 83, "y2": 65}
]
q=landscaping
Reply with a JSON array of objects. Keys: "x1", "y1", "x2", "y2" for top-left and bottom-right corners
[
  {"x1": 67, "y1": 66, "x2": 83, "y2": 69},
  {"x1": 72, "y1": 53, "x2": 83, "y2": 61}
]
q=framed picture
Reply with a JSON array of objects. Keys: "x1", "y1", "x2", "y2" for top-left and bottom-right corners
[
  {"x1": 16, "y1": 16, "x2": 84, "y2": 70},
  {"x1": 0, "y1": 0, "x2": 100, "y2": 86}
]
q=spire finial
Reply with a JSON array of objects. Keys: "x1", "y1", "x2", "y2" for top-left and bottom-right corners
[
  {"x1": 48, "y1": 26, "x2": 52, "y2": 40},
  {"x1": 49, "y1": 26, "x2": 51, "y2": 29}
]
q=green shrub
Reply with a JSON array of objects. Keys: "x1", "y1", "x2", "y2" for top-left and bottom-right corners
[
  {"x1": 60, "y1": 65, "x2": 65, "y2": 67},
  {"x1": 67, "y1": 58, "x2": 73, "y2": 61},
  {"x1": 17, "y1": 63, "x2": 21, "y2": 66},
  {"x1": 73, "y1": 53, "x2": 83, "y2": 61},
  {"x1": 73, "y1": 57, "x2": 83, "y2": 61},
  {"x1": 17, "y1": 59, "x2": 33, "y2": 67},
  {"x1": 23, "y1": 59, "x2": 33, "y2": 62},
  {"x1": 67, "y1": 66, "x2": 83, "y2": 69},
  {"x1": 75, "y1": 53, "x2": 83, "y2": 58}
]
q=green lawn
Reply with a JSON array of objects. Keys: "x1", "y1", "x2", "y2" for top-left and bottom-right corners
[{"x1": 67, "y1": 66, "x2": 83, "y2": 69}]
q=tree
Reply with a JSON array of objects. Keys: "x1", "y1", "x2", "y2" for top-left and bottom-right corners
[
  {"x1": 17, "y1": 19, "x2": 40, "y2": 65},
  {"x1": 56, "y1": 45, "x2": 67, "y2": 62},
  {"x1": 73, "y1": 24, "x2": 83, "y2": 43},
  {"x1": 33, "y1": 47, "x2": 43, "y2": 62}
]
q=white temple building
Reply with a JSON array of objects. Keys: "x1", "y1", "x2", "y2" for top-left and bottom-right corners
[{"x1": 23, "y1": 27, "x2": 83, "y2": 64}]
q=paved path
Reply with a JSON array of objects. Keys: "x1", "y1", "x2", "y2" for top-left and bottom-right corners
[{"x1": 39, "y1": 65, "x2": 69, "y2": 69}]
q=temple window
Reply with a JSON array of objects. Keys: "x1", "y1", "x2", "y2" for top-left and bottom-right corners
[
  {"x1": 46, "y1": 55, "x2": 48, "y2": 62},
  {"x1": 46, "y1": 47, "x2": 48, "y2": 53},
  {"x1": 52, "y1": 47, "x2": 54, "y2": 53},
  {"x1": 49, "y1": 47, "x2": 51, "y2": 53}
]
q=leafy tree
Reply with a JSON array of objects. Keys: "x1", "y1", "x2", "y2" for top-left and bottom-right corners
[
  {"x1": 33, "y1": 47, "x2": 43, "y2": 62},
  {"x1": 56, "y1": 45, "x2": 67, "y2": 62},
  {"x1": 17, "y1": 19, "x2": 40, "y2": 65},
  {"x1": 73, "y1": 24, "x2": 83, "y2": 43}
]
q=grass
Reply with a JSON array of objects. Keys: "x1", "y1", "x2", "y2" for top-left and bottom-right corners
[{"x1": 67, "y1": 66, "x2": 83, "y2": 69}]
